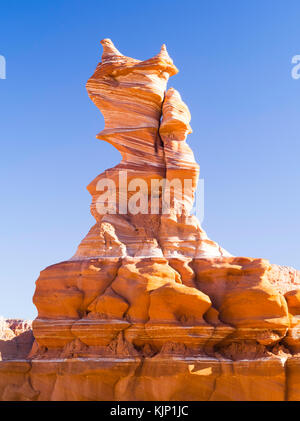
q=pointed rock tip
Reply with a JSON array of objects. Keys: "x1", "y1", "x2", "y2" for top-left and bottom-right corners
[
  {"x1": 157, "y1": 43, "x2": 173, "y2": 62},
  {"x1": 100, "y1": 39, "x2": 124, "y2": 62}
]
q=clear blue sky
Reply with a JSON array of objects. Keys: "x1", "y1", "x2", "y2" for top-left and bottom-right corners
[{"x1": 0, "y1": 0, "x2": 299, "y2": 319}]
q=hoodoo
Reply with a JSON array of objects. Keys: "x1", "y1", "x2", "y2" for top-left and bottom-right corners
[{"x1": 1, "y1": 40, "x2": 300, "y2": 401}]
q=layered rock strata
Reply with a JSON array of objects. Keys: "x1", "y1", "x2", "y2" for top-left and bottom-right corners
[{"x1": 1, "y1": 40, "x2": 300, "y2": 401}]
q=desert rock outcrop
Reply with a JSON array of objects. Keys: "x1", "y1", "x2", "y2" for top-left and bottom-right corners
[{"x1": 1, "y1": 40, "x2": 300, "y2": 401}]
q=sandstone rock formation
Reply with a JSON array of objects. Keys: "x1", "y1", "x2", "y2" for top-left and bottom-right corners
[
  {"x1": 0, "y1": 317, "x2": 34, "y2": 402},
  {"x1": 1, "y1": 39, "x2": 300, "y2": 401}
]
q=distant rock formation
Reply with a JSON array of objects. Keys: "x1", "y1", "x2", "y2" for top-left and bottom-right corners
[
  {"x1": 1, "y1": 40, "x2": 300, "y2": 401},
  {"x1": 0, "y1": 318, "x2": 33, "y2": 360}
]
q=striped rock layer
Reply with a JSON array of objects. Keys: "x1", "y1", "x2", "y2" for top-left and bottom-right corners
[
  {"x1": 2, "y1": 40, "x2": 299, "y2": 401},
  {"x1": 75, "y1": 38, "x2": 230, "y2": 260}
]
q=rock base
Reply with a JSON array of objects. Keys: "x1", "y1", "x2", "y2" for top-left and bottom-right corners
[{"x1": 1, "y1": 356, "x2": 300, "y2": 401}]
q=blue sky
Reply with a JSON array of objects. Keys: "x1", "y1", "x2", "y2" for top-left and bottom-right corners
[{"x1": 0, "y1": 0, "x2": 299, "y2": 319}]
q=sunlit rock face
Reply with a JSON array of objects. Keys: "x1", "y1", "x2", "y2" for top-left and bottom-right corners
[{"x1": 1, "y1": 40, "x2": 300, "y2": 401}]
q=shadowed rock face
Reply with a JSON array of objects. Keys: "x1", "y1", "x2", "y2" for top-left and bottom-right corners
[{"x1": 1, "y1": 40, "x2": 300, "y2": 401}]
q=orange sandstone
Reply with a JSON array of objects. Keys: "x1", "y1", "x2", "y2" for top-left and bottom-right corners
[{"x1": 0, "y1": 39, "x2": 300, "y2": 401}]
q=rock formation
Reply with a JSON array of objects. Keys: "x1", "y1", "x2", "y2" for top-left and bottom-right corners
[{"x1": 1, "y1": 39, "x2": 300, "y2": 401}]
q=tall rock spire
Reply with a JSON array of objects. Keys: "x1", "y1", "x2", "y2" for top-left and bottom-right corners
[{"x1": 28, "y1": 41, "x2": 298, "y2": 402}]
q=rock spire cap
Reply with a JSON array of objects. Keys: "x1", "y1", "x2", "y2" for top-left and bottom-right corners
[
  {"x1": 100, "y1": 38, "x2": 125, "y2": 64},
  {"x1": 156, "y1": 43, "x2": 174, "y2": 63}
]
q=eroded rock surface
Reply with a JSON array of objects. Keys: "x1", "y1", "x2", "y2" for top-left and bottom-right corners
[{"x1": 1, "y1": 40, "x2": 300, "y2": 401}]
